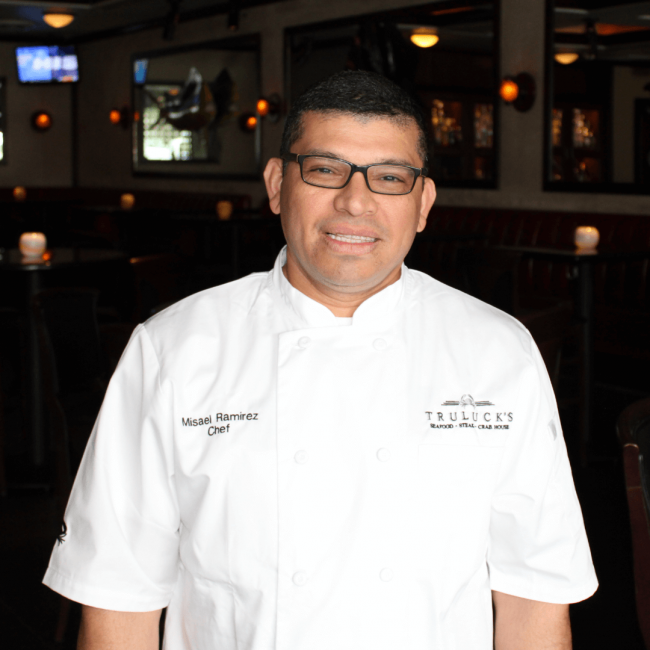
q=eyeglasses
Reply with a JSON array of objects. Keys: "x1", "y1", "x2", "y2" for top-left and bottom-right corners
[{"x1": 281, "y1": 153, "x2": 427, "y2": 196}]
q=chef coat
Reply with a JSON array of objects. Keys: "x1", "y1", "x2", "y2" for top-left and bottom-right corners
[{"x1": 43, "y1": 247, "x2": 597, "y2": 650}]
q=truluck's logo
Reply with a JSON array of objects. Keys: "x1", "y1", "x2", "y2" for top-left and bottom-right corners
[
  {"x1": 426, "y1": 395, "x2": 512, "y2": 430},
  {"x1": 441, "y1": 394, "x2": 494, "y2": 408}
]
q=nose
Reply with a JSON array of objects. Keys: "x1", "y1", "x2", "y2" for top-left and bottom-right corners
[{"x1": 332, "y1": 169, "x2": 378, "y2": 217}]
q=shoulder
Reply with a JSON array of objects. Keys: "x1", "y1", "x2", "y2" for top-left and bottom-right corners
[
  {"x1": 139, "y1": 272, "x2": 271, "y2": 357},
  {"x1": 404, "y1": 268, "x2": 535, "y2": 358}
]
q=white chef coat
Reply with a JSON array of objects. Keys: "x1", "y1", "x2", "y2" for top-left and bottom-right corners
[{"x1": 43, "y1": 247, "x2": 597, "y2": 650}]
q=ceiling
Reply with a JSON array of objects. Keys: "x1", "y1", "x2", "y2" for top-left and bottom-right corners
[
  {"x1": 0, "y1": 0, "x2": 285, "y2": 42},
  {"x1": 555, "y1": 1, "x2": 650, "y2": 60}
]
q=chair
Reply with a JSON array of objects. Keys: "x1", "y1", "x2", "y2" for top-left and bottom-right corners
[
  {"x1": 458, "y1": 246, "x2": 523, "y2": 316},
  {"x1": 33, "y1": 288, "x2": 107, "y2": 514},
  {"x1": 33, "y1": 288, "x2": 109, "y2": 644},
  {"x1": 617, "y1": 397, "x2": 650, "y2": 650},
  {"x1": 0, "y1": 307, "x2": 29, "y2": 497},
  {"x1": 128, "y1": 253, "x2": 190, "y2": 323}
]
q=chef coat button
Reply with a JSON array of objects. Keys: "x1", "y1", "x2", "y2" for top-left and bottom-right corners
[
  {"x1": 294, "y1": 450, "x2": 308, "y2": 464},
  {"x1": 376, "y1": 448, "x2": 391, "y2": 462},
  {"x1": 298, "y1": 336, "x2": 311, "y2": 349},
  {"x1": 373, "y1": 338, "x2": 388, "y2": 351},
  {"x1": 379, "y1": 568, "x2": 393, "y2": 582},
  {"x1": 292, "y1": 571, "x2": 308, "y2": 586}
]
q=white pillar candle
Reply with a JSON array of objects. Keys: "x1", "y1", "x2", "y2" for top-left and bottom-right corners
[
  {"x1": 574, "y1": 226, "x2": 599, "y2": 251},
  {"x1": 19, "y1": 232, "x2": 47, "y2": 258}
]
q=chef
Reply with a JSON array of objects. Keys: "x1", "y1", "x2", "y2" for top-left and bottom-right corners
[{"x1": 44, "y1": 70, "x2": 597, "y2": 650}]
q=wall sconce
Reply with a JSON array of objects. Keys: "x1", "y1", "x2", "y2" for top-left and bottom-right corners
[
  {"x1": 256, "y1": 93, "x2": 281, "y2": 123},
  {"x1": 574, "y1": 226, "x2": 599, "y2": 252},
  {"x1": 13, "y1": 186, "x2": 26, "y2": 202},
  {"x1": 499, "y1": 73, "x2": 536, "y2": 112},
  {"x1": 109, "y1": 107, "x2": 131, "y2": 129},
  {"x1": 32, "y1": 111, "x2": 52, "y2": 131},
  {"x1": 555, "y1": 52, "x2": 579, "y2": 65},
  {"x1": 239, "y1": 113, "x2": 257, "y2": 132},
  {"x1": 43, "y1": 12, "x2": 74, "y2": 28},
  {"x1": 410, "y1": 28, "x2": 439, "y2": 48},
  {"x1": 19, "y1": 232, "x2": 47, "y2": 258}
]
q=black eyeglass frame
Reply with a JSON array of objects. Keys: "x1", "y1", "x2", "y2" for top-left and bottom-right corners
[{"x1": 281, "y1": 152, "x2": 428, "y2": 196}]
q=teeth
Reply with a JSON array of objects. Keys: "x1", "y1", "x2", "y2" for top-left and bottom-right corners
[{"x1": 327, "y1": 233, "x2": 377, "y2": 243}]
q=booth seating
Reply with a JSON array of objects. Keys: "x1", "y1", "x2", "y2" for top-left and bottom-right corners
[{"x1": 415, "y1": 207, "x2": 650, "y2": 360}]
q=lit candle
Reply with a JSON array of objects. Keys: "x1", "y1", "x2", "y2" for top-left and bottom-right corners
[
  {"x1": 13, "y1": 186, "x2": 26, "y2": 202},
  {"x1": 574, "y1": 226, "x2": 599, "y2": 251},
  {"x1": 120, "y1": 193, "x2": 135, "y2": 210},
  {"x1": 216, "y1": 200, "x2": 233, "y2": 221},
  {"x1": 19, "y1": 232, "x2": 47, "y2": 258}
]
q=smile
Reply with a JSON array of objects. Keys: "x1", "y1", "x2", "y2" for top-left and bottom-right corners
[{"x1": 326, "y1": 233, "x2": 377, "y2": 244}]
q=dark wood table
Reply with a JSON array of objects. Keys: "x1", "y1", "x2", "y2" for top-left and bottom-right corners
[
  {"x1": 1, "y1": 248, "x2": 127, "y2": 466},
  {"x1": 496, "y1": 245, "x2": 650, "y2": 463}
]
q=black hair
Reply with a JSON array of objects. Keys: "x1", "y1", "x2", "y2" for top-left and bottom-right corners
[{"x1": 280, "y1": 70, "x2": 430, "y2": 166}]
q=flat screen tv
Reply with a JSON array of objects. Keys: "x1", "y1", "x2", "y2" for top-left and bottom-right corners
[{"x1": 16, "y1": 45, "x2": 79, "y2": 83}]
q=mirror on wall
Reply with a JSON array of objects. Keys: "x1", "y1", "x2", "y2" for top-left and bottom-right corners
[
  {"x1": 132, "y1": 34, "x2": 260, "y2": 179},
  {"x1": 285, "y1": 1, "x2": 498, "y2": 188},
  {"x1": 547, "y1": 1, "x2": 650, "y2": 193}
]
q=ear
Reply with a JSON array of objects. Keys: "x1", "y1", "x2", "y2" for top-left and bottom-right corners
[
  {"x1": 263, "y1": 157, "x2": 284, "y2": 215},
  {"x1": 416, "y1": 177, "x2": 436, "y2": 233}
]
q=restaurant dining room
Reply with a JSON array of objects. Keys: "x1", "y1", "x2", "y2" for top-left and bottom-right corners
[{"x1": 1, "y1": 0, "x2": 650, "y2": 648}]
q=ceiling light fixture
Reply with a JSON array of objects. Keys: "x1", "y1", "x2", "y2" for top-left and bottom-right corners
[
  {"x1": 555, "y1": 52, "x2": 579, "y2": 65},
  {"x1": 410, "y1": 28, "x2": 439, "y2": 48},
  {"x1": 43, "y1": 12, "x2": 74, "y2": 29}
]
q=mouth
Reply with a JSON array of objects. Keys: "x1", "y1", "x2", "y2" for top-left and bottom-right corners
[{"x1": 326, "y1": 233, "x2": 378, "y2": 244}]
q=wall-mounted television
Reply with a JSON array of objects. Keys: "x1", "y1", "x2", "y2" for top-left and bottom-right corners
[{"x1": 16, "y1": 45, "x2": 79, "y2": 83}]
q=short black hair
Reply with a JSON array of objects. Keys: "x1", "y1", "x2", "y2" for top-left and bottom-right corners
[{"x1": 280, "y1": 70, "x2": 430, "y2": 166}]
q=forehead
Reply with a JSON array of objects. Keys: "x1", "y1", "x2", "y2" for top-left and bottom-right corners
[{"x1": 294, "y1": 112, "x2": 422, "y2": 167}]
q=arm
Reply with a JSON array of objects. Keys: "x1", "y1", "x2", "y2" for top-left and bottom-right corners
[
  {"x1": 492, "y1": 591, "x2": 572, "y2": 650},
  {"x1": 77, "y1": 605, "x2": 162, "y2": 650}
]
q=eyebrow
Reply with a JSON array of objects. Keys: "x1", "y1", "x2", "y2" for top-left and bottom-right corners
[{"x1": 305, "y1": 149, "x2": 418, "y2": 168}]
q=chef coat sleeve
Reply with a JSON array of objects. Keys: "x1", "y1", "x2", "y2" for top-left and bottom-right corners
[
  {"x1": 42, "y1": 323, "x2": 180, "y2": 611},
  {"x1": 487, "y1": 337, "x2": 598, "y2": 604}
]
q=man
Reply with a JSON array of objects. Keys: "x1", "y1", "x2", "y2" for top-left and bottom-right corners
[{"x1": 44, "y1": 71, "x2": 597, "y2": 650}]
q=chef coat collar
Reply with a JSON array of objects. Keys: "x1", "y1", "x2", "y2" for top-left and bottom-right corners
[{"x1": 270, "y1": 246, "x2": 405, "y2": 328}]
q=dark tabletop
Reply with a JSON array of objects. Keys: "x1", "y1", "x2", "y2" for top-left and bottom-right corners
[
  {"x1": 495, "y1": 244, "x2": 650, "y2": 262},
  {"x1": 0, "y1": 247, "x2": 127, "y2": 271}
]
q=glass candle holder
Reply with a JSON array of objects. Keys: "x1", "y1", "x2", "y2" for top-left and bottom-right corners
[
  {"x1": 574, "y1": 226, "x2": 599, "y2": 251},
  {"x1": 19, "y1": 232, "x2": 47, "y2": 258}
]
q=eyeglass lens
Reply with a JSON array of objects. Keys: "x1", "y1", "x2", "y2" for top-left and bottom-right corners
[{"x1": 301, "y1": 156, "x2": 416, "y2": 194}]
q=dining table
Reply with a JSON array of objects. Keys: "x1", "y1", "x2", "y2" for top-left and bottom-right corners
[
  {"x1": 0, "y1": 247, "x2": 128, "y2": 467},
  {"x1": 495, "y1": 244, "x2": 650, "y2": 464}
]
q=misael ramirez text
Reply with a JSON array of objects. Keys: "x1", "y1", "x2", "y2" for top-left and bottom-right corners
[
  {"x1": 182, "y1": 413, "x2": 259, "y2": 436},
  {"x1": 425, "y1": 411, "x2": 514, "y2": 430}
]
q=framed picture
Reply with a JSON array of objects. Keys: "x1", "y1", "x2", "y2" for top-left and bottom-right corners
[{"x1": 132, "y1": 34, "x2": 261, "y2": 179}]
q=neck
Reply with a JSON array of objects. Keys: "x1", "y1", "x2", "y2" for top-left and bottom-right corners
[{"x1": 282, "y1": 256, "x2": 401, "y2": 317}]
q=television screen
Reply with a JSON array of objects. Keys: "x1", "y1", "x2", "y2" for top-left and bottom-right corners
[
  {"x1": 16, "y1": 45, "x2": 79, "y2": 83},
  {"x1": 134, "y1": 58, "x2": 148, "y2": 85}
]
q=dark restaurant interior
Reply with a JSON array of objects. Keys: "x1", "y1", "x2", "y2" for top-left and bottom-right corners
[{"x1": 1, "y1": 0, "x2": 650, "y2": 647}]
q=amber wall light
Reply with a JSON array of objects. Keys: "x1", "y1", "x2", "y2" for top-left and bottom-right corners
[
  {"x1": 499, "y1": 73, "x2": 536, "y2": 112},
  {"x1": 32, "y1": 111, "x2": 52, "y2": 131}
]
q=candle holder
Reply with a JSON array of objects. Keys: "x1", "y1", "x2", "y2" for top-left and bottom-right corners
[
  {"x1": 19, "y1": 232, "x2": 47, "y2": 258},
  {"x1": 574, "y1": 226, "x2": 599, "y2": 252}
]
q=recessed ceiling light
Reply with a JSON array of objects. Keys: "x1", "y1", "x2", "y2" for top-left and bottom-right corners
[{"x1": 555, "y1": 52, "x2": 580, "y2": 65}]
